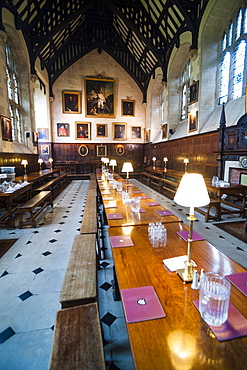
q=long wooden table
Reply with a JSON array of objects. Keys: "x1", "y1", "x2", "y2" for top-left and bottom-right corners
[
  {"x1": 109, "y1": 223, "x2": 247, "y2": 370},
  {"x1": 15, "y1": 169, "x2": 60, "y2": 185}
]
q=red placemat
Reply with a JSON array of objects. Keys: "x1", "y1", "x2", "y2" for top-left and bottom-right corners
[
  {"x1": 121, "y1": 286, "x2": 166, "y2": 323},
  {"x1": 133, "y1": 190, "x2": 142, "y2": 194},
  {"x1": 107, "y1": 213, "x2": 123, "y2": 220},
  {"x1": 140, "y1": 195, "x2": 151, "y2": 199},
  {"x1": 145, "y1": 201, "x2": 160, "y2": 207},
  {"x1": 193, "y1": 300, "x2": 247, "y2": 341},
  {"x1": 110, "y1": 235, "x2": 134, "y2": 248},
  {"x1": 226, "y1": 272, "x2": 247, "y2": 297},
  {"x1": 156, "y1": 210, "x2": 174, "y2": 216},
  {"x1": 177, "y1": 231, "x2": 204, "y2": 241}
]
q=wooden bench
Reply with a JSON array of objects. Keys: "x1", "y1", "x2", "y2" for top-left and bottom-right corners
[
  {"x1": 59, "y1": 234, "x2": 97, "y2": 309},
  {"x1": 34, "y1": 173, "x2": 67, "y2": 193},
  {"x1": 49, "y1": 303, "x2": 105, "y2": 370},
  {"x1": 195, "y1": 198, "x2": 221, "y2": 222},
  {"x1": 18, "y1": 191, "x2": 53, "y2": 228}
]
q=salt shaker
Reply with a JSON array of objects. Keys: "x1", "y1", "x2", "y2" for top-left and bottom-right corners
[{"x1": 191, "y1": 270, "x2": 199, "y2": 290}]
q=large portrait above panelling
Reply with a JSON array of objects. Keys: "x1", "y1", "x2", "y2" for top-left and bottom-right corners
[{"x1": 85, "y1": 77, "x2": 115, "y2": 118}]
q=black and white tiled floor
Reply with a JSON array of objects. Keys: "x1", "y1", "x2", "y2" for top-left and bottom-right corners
[{"x1": 0, "y1": 179, "x2": 247, "y2": 370}]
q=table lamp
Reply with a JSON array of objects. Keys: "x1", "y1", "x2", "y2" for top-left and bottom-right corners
[
  {"x1": 163, "y1": 157, "x2": 168, "y2": 172},
  {"x1": 174, "y1": 173, "x2": 210, "y2": 282},
  {"x1": 38, "y1": 158, "x2": 43, "y2": 173},
  {"x1": 152, "y1": 157, "x2": 156, "y2": 169},
  {"x1": 122, "y1": 162, "x2": 134, "y2": 191},
  {"x1": 183, "y1": 158, "x2": 189, "y2": 173},
  {"x1": 21, "y1": 159, "x2": 28, "y2": 179},
  {"x1": 104, "y1": 158, "x2": 109, "y2": 168},
  {"x1": 49, "y1": 158, "x2": 53, "y2": 170},
  {"x1": 109, "y1": 159, "x2": 117, "y2": 171}
]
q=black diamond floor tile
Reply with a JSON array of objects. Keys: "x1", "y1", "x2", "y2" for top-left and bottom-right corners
[
  {"x1": 49, "y1": 239, "x2": 57, "y2": 243},
  {"x1": 0, "y1": 327, "x2": 15, "y2": 344},
  {"x1": 107, "y1": 363, "x2": 121, "y2": 370},
  {"x1": 38, "y1": 223, "x2": 45, "y2": 226},
  {"x1": 32, "y1": 267, "x2": 44, "y2": 275},
  {"x1": 101, "y1": 312, "x2": 117, "y2": 327},
  {"x1": 237, "y1": 246, "x2": 244, "y2": 251},
  {"x1": 33, "y1": 230, "x2": 39, "y2": 234},
  {"x1": 62, "y1": 216, "x2": 68, "y2": 218},
  {"x1": 100, "y1": 282, "x2": 112, "y2": 291},
  {"x1": 19, "y1": 290, "x2": 33, "y2": 301},
  {"x1": 219, "y1": 235, "x2": 225, "y2": 239},
  {"x1": 42, "y1": 251, "x2": 51, "y2": 256},
  {"x1": 9, "y1": 232, "x2": 16, "y2": 235},
  {"x1": 59, "y1": 222, "x2": 65, "y2": 225},
  {"x1": 51, "y1": 325, "x2": 54, "y2": 331},
  {"x1": 100, "y1": 261, "x2": 109, "y2": 268},
  {"x1": 54, "y1": 229, "x2": 61, "y2": 233},
  {"x1": 77, "y1": 228, "x2": 80, "y2": 231},
  {"x1": 0, "y1": 270, "x2": 9, "y2": 278},
  {"x1": 26, "y1": 241, "x2": 32, "y2": 245},
  {"x1": 15, "y1": 253, "x2": 22, "y2": 259}
]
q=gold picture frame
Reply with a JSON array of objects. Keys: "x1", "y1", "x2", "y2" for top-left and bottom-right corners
[
  {"x1": 188, "y1": 111, "x2": 198, "y2": 132},
  {"x1": 116, "y1": 144, "x2": 125, "y2": 156},
  {"x1": 78, "y1": 144, "x2": 89, "y2": 156},
  {"x1": 122, "y1": 99, "x2": 135, "y2": 116},
  {"x1": 113, "y1": 122, "x2": 127, "y2": 140},
  {"x1": 131, "y1": 126, "x2": 142, "y2": 139},
  {"x1": 85, "y1": 77, "x2": 115, "y2": 118},
  {"x1": 97, "y1": 145, "x2": 107, "y2": 157},
  {"x1": 75, "y1": 122, "x2": 91, "y2": 139},
  {"x1": 96, "y1": 124, "x2": 108, "y2": 137},
  {"x1": 162, "y1": 124, "x2": 167, "y2": 139},
  {"x1": 62, "y1": 90, "x2": 81, "y2": 113}
]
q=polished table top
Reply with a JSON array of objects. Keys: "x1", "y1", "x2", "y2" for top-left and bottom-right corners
[
  {"x1": 109, "y1": 223, "x2": 247, "y2": 370},
  {"x1": 15, "y1": 169, "x2": 60, "y2": 183},
  {"x1": 98, "y1": 178, "x2": 181, "y2": 227}
]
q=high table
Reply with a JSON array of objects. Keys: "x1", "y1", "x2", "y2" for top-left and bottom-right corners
[
  {"x1": 109, "y1": 223, "x2": 247, "y2": 369},
  {"x1": 15, "y1": 169, "x2": 60, "y2": 185}
]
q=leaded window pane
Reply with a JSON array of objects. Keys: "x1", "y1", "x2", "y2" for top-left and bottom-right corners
[
  {"x1": 219, "y1": 51, "x2": 231, "y2": 104},
  {"x1": 232, "y1": 40, "x2": 246, "y2": 99},
  {"x1": 235, "y1": 9, "x2": 242, "y2": 40}
]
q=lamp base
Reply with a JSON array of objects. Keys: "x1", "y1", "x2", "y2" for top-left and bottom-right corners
[{"x1": 177, "y1": 261, "x2": 194, "y2": 283}]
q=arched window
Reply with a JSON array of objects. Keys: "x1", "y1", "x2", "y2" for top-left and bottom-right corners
[
  {"x1": 180, "y1": 61, "x2": 191, "y2": 120},
  {"x1": 5, "y1": 44, "x2": 23, "y2": 143},
  {"x1": 218, "y1": 6, "x2": 247, "y2": 104}
]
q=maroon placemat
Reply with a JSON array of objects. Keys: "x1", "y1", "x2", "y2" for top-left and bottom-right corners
[
  {"x1": 133, "y1": 190, "x2": 142, "y2": 194},
  {"x1": 131, "y1": 208, "x2": 146, "y2": 213},
  {"x1": 145, "y1": 201, "x2": 160, "y2": 207},
  {"x1": 226, "y1": 272, "x2": 247, "y2": 297},
  {"x1": 193, "y1": 300, "x2": 247, "y2": 341},
  {"x1": 107, "y1": 213, "x2": 123, "y2": 220},
  {"x1": 156, "y1": 210, "x2": 174, "y2": 216},
  {"x1": 177, "y1": 231, "x2": 204, "y2": 241},
  {"x1": 110, "y1": 235, "x2": 134, "y2": 248},
  {"x1": 121, "y1": 286, "x2": 166, "y2": 323},
  {"x1": 140, "y1": 195, "x2": 150, "y2": 199}
]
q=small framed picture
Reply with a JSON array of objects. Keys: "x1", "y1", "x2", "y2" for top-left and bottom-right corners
[
  {"x1": 78, "y1": 144, "x2": 88, "y2": 156},
  {"x1": 145, "y1": 129, "x2": 150, "y2": 142},
  {"x1": 113, "y1": 122, "x2": 127, "y2": 140},
  {"x1": 37, "y1": 128, "x2": 48, "y2": 140},
  {"x1": 189, "y1": 81, "x2": 199, "y2": 104},
  {"x1": 96, "y1": 124, "x2": 107, "y2": 137},
  {"x1": 188, "y1": 111, "x2": 198, "y2": 132},
  {"x1": 57, "y1": 123, "x2": 70, "y2": 137},
  {"x1": 122, "y1": 99, "x2": 135, "y2": 116},
  {"x1": 97, "y1": 145, "x2": 107, "y2": 157},
  {"x1": 161, "y1": 124, "x2": 167, "y2": 140},
  {"x1": 41, "y1": 144, "x2": 49, "y2": 155},
  {"x1": 116, "y1": 144, "x2": 125, "y2": 156},
  {"x1": 76, "y1": 122, "x2": 91, "y2": 139},
  {"x1": 62, "y1": 91, "x2": 81, "y2": 113},
  {"x1": 1, "y1": 116, "x2": 12, "y2": 141},
  {"x1": 131, "y1": 126, "x2": 142, "y2": 139}
]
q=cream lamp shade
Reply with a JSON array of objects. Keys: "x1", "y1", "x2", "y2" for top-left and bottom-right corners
[
  {"x1": 152, "y1": 157, "x2": 156, "y2": 162},
  {"x1": 38, "y1": 159, "x2": 43, "y2": 164},
  {"x1": 104, "y1": 158, "x2": 109, "y2": 164},
  {"x1": 163, "y1": 157, "x2": 168, "y2": 162},
  {"x1": 174, "y1": 173, "x2": 210, "y2": 208},
  {"x1": 109, "y1": 159, "x2": 117, "y2": 167},
  {"x1": 183, "y1": 158, "x2": 189, "y2": 164},
  {"x1": 122, "y1": 162, "x2": 134, "y2": 173},
  {"x1": 21, "y1": 160, "x2": 28, "y2": 165},
  {"x1": 48, "y1": 158, "x2": 53, "y2": 163}
]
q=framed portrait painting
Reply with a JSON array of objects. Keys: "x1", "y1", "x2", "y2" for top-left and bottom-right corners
[
  {"x1": 78, "y1": 144, "x2": 88, "y2": 157},
  {"x1": 122, "y1": 99, "x2": 135, "y2": 116},
  {"x1": 131, "y1": 126, "x2": 142, "y2": 139},
  {"x1": 96, "y1": 124, "x2": 107, "y2": 137},
  {"x1": 188, "y1": 111, "x2": 198, "y2": 132},
  {"x1": 113, "y1": 122, "x2": 127, "y2": 140},
  {"x1": 75, "y1": 122, "x2": 91, "y2": 139},
  {"x1": 189, "y1": 81, "x2": 199, "y2": 104},
  {"x1": 162, "y1": 124, "x2": 167, "y2": 140},
  {"x1": 62, "y1": 91, "x2": 81, "y2": 113},
  {"x1": 57, "y1": 123, "x2": 70, "y2": 137},
  {"x1": 85, "y1": 77, "x2": 115, "y2": 118},
  {"x1": 1, "y1": 116, "x2": 12, "y2": 141},
  {"x1": 116, "y1": 144, "x2": 125, "y2": 156},
  {"x1": 40, "y1": 144, "x2": 49, "y2": 155},
  {"x1": 97, "y1": 145, "x2": 107, "y2": 157},
  {"x1": 145, "y1": 129, "x2": 150, "y2": 142},
  {"x1": 37, "y1": 128, "x2": 48, "y2": 140}
]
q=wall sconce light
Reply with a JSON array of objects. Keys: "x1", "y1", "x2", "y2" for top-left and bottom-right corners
[
  {"x1": 38, "y1": 158, "x2": 43, "y2": 173},
  {"x1": 183, "y1": 158, "x2": 189, "y2": 173},
  {"x1": 21, "y1": 159, "x2": 28, "y2": 180},
  {"x1": 49, "y1": 158, "x2": 53, "y2": 170},
  {"x1": 122, "y1": 162, "x2": 134, "y2": 191},
  {"x1": 163, "y1": 157, "x2": 168, "y2": 172},
  {"x1": 174, "y1": 173, "x2": 210, "y2": 282},
  {"x1": 109, "y1": 159, "x2": 117, "y2": 171},
  {"x1": 152, "y1": 157, "x2": 156, "y2": 169}
]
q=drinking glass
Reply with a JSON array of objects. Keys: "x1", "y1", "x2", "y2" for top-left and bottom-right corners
[
  {"x1": 131, "y1": 197, "x2": 141, "y2": 214},
  {"x1": 117, "y1": 182, "x2": 123, "y2": 192},
  {"x1": 199, "y1": 272, "x2": 230, "y2": 327}
]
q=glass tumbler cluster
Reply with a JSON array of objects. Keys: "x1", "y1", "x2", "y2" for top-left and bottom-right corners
[{"x1": 148, "y1": 222, "x2": 167, "y2": 247}]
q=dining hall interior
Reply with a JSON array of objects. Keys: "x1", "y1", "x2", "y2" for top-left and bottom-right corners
[{"x1": 1, "y1": 0, "x2": 247, "y2": 369}]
